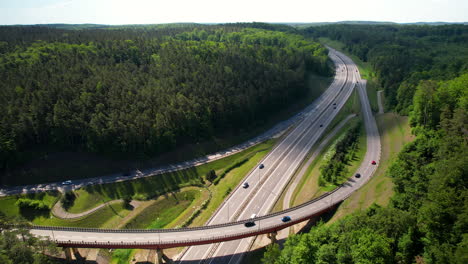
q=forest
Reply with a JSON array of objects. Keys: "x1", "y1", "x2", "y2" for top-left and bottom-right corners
[
  {"x1": 0, "y1": 24, "x2": 330, "y2": 182},
  {"x1": 263, "y1": 24, "x2": 467, "y2": 264},
  {"x1": 305, "y1": 24, "x2": 468, "y2": 113}
]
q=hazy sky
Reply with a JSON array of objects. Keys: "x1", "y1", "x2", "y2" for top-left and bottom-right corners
[{"x1": 1, "y1": 0, "x2": 467, "y2": 25}]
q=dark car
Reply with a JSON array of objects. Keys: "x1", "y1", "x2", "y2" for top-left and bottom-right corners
[
  {"x1": 320, "y1": 124, "x2": 323, "y2": 127},
  {"x1": 281, "y1": 216, "x2": 291, "y2": 222},
  {"x1": 333, "y1": 107, "x2": 337, "y2": 109},
  {"x1": 333, "y1": 103, "x2": 337, "y2": 106},
  {"x1": 355, "y1": 173, "x2": 361, "y2": 178},
  {"x1": 244, "y1": 221, "x2": 255, "y2": 227},
  {"x1": 259, "y1": 164, "x2": 265, "y2": 169},
  {"x1": 371, "y1": 160, "x2": 377, "y2": 165},
  {"x1": 242, "y1": 182, "x2": 249, "y2": 189}
]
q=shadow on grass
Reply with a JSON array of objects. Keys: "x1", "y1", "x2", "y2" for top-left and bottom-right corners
[
  {"x1": 82, "y1": 166, "x2": 201, "y2": 202},
  {"x1": 19, "y1": 207, "x2": 50, "y2": 221}
]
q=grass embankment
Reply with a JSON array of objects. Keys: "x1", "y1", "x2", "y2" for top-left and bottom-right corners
[
  {"x1": 4, "y1": 72, "x2": 331, "y2": 186},
  {"x1": 123, "y1": 188, "x2": 203, "y2": 229},
  {"x1": 326, "y1": 113, "x2": 413, "y2": 224},
  {"x1": 320, "y1": 37, "x2": 380, "y2": 113}
]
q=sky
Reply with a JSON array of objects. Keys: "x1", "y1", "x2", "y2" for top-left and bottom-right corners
[{"x1": 0, "y1": 0, "x2": 467, "y2": 25}]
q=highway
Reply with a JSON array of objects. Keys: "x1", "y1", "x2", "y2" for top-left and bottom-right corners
[{"x1": 29, "y1": 48, "x2": 381, "y2": 264}]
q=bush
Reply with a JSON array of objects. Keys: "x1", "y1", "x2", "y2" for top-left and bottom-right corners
[
  {"x1": 206, "y1": 169, "x2": 217, "y2": 182},
  {"x1": 15, "y1": 199, "x2": 49, "y2": 211},
  {"x1": 132, "y1": 193, "x2": 149, "y2": 201},
  {"x1": 320, "y1": 121, "x2": 361, "y2": 184},
  {"x1": 122, "y1": 195, "x2": 132, "y2": 209}
]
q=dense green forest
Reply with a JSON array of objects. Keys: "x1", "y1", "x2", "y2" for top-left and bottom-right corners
[
  {"x1": 0, "y1": 24, "x2": 331, "y2": 183},
  {"x1": 263, "y1": 24, "x2": 467, "y2": 264},
  {"x1": 305, "y1": 24, "x2": 468, "y2": 113}
]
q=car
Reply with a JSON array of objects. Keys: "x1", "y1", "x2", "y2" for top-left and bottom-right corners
[
  {"x1": 242, "y1": 182, "x2": 249, "y2": 189},
  {"x1": 259, "y1": 164, "x2": 265, "y2": 169},
  {"x1": 250, "y1": 214, "x2": 257, "y2": 219},
  {"x1": 333, "y1": 107, "x2": 337, "y2": 109},
  {"x1": 281, "y1": 216, "x2": 291, "y2": 222},
  {"x1": 62, "y1": 180, "x2": 72, "y2": 185},
  {"x1": 371, "y1": 160, "x2": 377, "y2": 165},
  {"x1": 355, "y1": 173, "x2": 361, "y2": 178},
  {"x1": 244, "y1": 221, "x2": 255, "y2": 227},
  {"x1": 333, "y1": 103, "x2": 337, "y2": 106},
  {"x1": 320, "y1": 124, "x2": 323, "y2": 127}
]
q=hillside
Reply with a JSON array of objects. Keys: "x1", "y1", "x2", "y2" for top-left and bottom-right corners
[{"x1": 0, "y1": 25, "x2": 331, "y2": 185}]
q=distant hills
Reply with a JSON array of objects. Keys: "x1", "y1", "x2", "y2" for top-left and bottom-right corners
[{"x1": 2, "y1": 21, "x2": 466, "y2": 29}]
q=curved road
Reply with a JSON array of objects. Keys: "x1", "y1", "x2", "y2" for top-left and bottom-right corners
[{"x1": 29, "y1": 49, "x2": 381, "y2": 264}]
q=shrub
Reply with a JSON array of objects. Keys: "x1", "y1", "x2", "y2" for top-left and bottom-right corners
[{"x1": 15, "y1": 199, "x2": 49, "y2": 211}]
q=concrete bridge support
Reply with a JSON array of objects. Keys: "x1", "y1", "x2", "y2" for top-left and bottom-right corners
[
  {"x1": 267, "y1": 231, "x2": 278, "y2": 244},
  {"x1": 63, "y1": 247, "x2": 85, "y2": 263},
  {"x1": 155, "y1": 249, "x2": 173, "y2": 264},
  {"x1": 63, "y1": 247, "x2": 73, "y2": 262}
]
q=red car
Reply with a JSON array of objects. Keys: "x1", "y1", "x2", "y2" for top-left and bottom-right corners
[{"x1": 371, "y1": 160, "x2": 377, "y2": 165}]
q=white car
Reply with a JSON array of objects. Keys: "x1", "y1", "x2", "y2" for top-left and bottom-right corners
[{"x1": 62, "y1": 180, "x2": 72, "y2": 185}]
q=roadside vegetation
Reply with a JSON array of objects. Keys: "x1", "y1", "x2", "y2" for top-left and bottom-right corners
[{"x1": 319, "y1": 120, "x2": 361, "y2": 185}]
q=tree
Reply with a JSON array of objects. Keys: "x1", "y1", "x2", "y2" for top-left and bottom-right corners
[
  {"x1": 206, "y1": 169, "x2": 217, "y2": 183},
  {"x1": 262, "y1": 243, "x2": 281, "y2": 263}
]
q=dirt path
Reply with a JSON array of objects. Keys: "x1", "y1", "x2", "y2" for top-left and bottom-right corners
[{"x1": 52, "y1": 199, "x2": 124, "y2": 219}]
